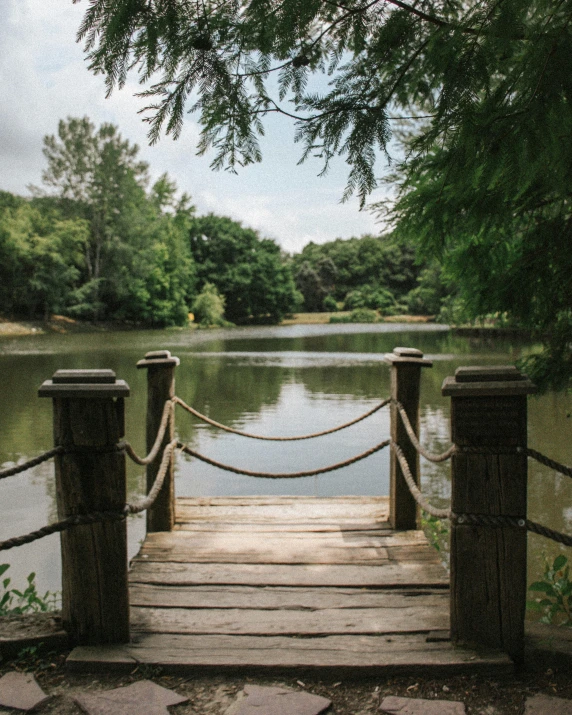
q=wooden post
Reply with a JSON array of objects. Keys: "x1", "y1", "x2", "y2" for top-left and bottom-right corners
[
  {"x1": 136, "y1": 350, "x2": 180, "y2": 532},
  {"x1": 384, "y1": 347, "x2": 432, "y2": 530},
  {"x1": 442, "y1": 366, "x2": 537, "y2": 660},
  {"x1": 38, "y1": 369, "x2": 130, "y2": 645}
]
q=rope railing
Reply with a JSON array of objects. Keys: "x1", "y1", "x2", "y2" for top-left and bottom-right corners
[
  {"x1": 173, "y1": 395, "x2": 391, "y2": 441},
  {"x1": 8, "y1": 379, "x2": 572, "y2": 556},
  {"x1": 394, "y1": 401, "x2": 456, "y2": 463},
  {"x1": 392, "y1": 441, "x2": 572, "y2": 548},
  {"x1": 0, "y1": 446, "x2": 64, "y2": 480},
  {"x1": 178, "y1": 439, "x2": 390, "y2": 479},
  {"x1": 0, "y1": 437, "x2": 178, "y2": 552},
  {"x1": 123, "y1": 399, "x2": 174, "y2": 465},
  {"x1": 525, "y1": 447, "x2": 572, "y2": 479},
  {"x1": 391, "y1": 441, "x2": 450, "y2": 519},
  {"x1": 126, "y1": 439, "x2": 178, "y2": 513}
]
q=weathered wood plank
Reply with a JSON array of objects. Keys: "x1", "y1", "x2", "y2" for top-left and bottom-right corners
[
  {"x1": 129, "y1": 584, "x2": 448, "y2": 610},
  {"x1": 174, "y1": 503, "x2": 389, "y2": 522},
  {"x1": 135, "y1": 538, "x2": 440, "y2": 565},
  {"x1": 386, "y1": 545, "x2": 443, "y2": 563},
  {"x1": 134, "y1": 547, "x2": 390, "y2": 564},
  {"x1": 130, "y1": 604, "x2": 449, "y2": 635},
  {"x1": 67, "y1": 633, "x2": 512, "y2": 673},
  {"x1": 128, "y1": 561, "x2": 449, "y2": 588},
  {"x1": 176, "y1": 496, "x2": 389, "y2": 506},
  {"x1": 174, "y1": 521, "x2": 392, "y2": 533},
  {"x1": 143, "y1": 530, "x2": 426, "y2": 546}
]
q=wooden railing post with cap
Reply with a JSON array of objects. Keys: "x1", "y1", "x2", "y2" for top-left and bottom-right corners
[
  {"x1": 442, "y1": 365, "x2": 537, "y2": 660},
  {"x1": 38, "y1": 369, "x2": 130, "y2": 645},
  {"x1": 384, "y1": 347, "x2": 433, "y2": 530},
  {"x1": 137, "y1": 350, "x2": 180, "y2": 532}
]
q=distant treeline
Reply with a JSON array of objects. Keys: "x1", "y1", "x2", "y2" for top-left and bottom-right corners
[
  {"x1": 292, "y1": 236, "x2": 449, "y2": 317},
  {"x1": 0, "y1": 117, "x2": 451, "y2": 327}
]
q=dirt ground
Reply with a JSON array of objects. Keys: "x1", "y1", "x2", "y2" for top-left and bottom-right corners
[{"x1": 1, "y1": 646, "x2": 572, "y2": 715}]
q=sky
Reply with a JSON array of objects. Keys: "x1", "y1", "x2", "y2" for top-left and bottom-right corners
[{"x1": 0, "y1": 0, "x2": 387, "y2": 254}]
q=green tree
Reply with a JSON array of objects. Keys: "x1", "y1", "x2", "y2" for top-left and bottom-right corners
[
  {"x1": 189, "y1": 214, "x2": 298, "y2": 323},
  {"x1": 40, "y1": 118, "x2": 195, "y2": 325},
  {"x1": 0, "y1": 196, "x2": 86, "y2": 318},
  {"x1": 77, "y1": 0, "x2": 572, "y2": 384},
  {"x1": 294, "y1": 234, "x2": 420, "y2": 305},
  {"x1": 42, "y1": 118, "x2": 148, "y2": 299},
  {"x1": 295, "y1": 261, "x2": 326, "y2": 312}
]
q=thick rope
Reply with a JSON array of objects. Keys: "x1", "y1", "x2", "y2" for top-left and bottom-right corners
[
  {"x1": 0, "y1": 439, "x2": 178, "y2": 551},
  {"x1": 0, "y1": 511, "x2": 126, "y2": 551},
  {"x1": 173, "y1": 395, "x2": 391, "y2": 441},
  {"x1": 394, "y1": 401, "x2": 456, "y2": 463},
  {"x1": 126, "y1": 439, "x2": 178, "y2": 514},
  {"x1": 124, "y1": 399, "x2": 174, "y2": 465},
  {"x1": 525, "y1": 447, "x2": 572, "y2": 479},
  {"x1": 393, "y1": 442, "x2": 572, "y2": 549},
  {"x1": 391, "y1": 441, "x2": 451, "y2": 518},
  {"x1": 0, "y1": 446, "x2": 64, "y2": 480},
  {"x1": 451, "y1": 513, "x2": 572, "y2": 548},
  {"x1": 178, "y1": 439, "x2": 390, "y2": 479}
]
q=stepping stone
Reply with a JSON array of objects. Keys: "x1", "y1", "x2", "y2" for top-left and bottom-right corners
[
  {"x1": 380, "y1": 695, "x2": 465, "y2": 714},
  {"x1": 74, "y1": 679, "x2": 188, "y2": 715},
  {"x1": 0, "y1": 671, "x2": 50, "y2": 711},
  {"x1": 525, "y1": 694, "x2": 572, "y2": 714},
  {"x1": 226, "y1": 684, "x2": 331, "y2": 715}
]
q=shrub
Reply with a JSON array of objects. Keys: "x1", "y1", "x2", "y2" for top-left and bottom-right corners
[{"x1": 191, "y1": 283, "x2": 228, "y2": 326}]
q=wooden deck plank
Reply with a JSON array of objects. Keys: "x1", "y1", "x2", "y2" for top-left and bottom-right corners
[
  {"x1": 130, "y1": 584, "x2": 447, "y2": 610},
  {"x1": 134, "y1": 530, "x2": 438, "y2": 565},
  {"x1": 141, "y1": 529, "x2": 427, "y2": 546},
  {"x1": 176, "y1": 496, "x2": 390, "y2": 505},
  {"x1": 175, "y1": 501, "x2": 389, "y2": 522},
  {"x1": 174, "y1": 521, "x2": 392, "y2": 532},
  {"x1": 130, "y1": 602, "x2": 449, "y2": 635},
  {"x1": 67, "y1": 633, "x2": 512, "y2": 674},
  {"x1": 128, "y1": 561, "x2": 449, "y2": 588}
]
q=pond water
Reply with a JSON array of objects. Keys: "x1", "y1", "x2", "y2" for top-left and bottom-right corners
[{"x1": 1, "y1": 323, "x2": 571, "y2": 601}]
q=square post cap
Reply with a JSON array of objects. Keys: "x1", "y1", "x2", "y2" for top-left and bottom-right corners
[
  {"x1": 39, "y1": 369, "x2": 130, "y2": 398},
  {"x1": 137, "y1": 350, "x2": 180, "y2": 368},
  {"x1": 383, "y1": 347, "x2": 433, "y2": 367},
  {"x1": 442, "y1": 365, "x2": 537, "y2": 397}
]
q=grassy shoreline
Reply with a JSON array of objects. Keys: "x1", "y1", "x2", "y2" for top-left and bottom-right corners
[{"x1": 2, "y1": 313, "x2": 531, "y2": 336}]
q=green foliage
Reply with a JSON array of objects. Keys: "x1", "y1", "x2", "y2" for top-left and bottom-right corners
[
  {"x1": 528, "y1": 555, "x2": 572, "y2": 627},
  {"x1": 295, "y1": 262, "x2": 326, "y2": 312},
  {"x1": 191, "y1": 282, "x2": 229, "y2": 327},
  {"x1": 78, "y1": 0, "x2": 572, "y2": 385},
  {"x1": 0, "y1": 118, "x2": 197, "y2": 327},
  {"x1": 330, "y1": 307, "x2": 378, "y2": 323},
  {"x1": 0, "y1": 200, "x2": 86, "y2": 318},
  {"x1": 0, "y1": 564, "x2": 60, "y2": 615},
  {"x1": 293, "y1": 233, "x2": 432, "y2": 313},
  {"x1": 405, "y1": 265, "x2": 447, "y2": 316},
  {"x1": 189, "y1": 215, "x2": 298, "y2": 323},
  {"x1": 39, "y1": 117, "x2": 195, "y2": 326},
  {"x1": 421, "y1": 514, "x2": 449, "y2": 557},
  {"x1": 322, "y1": 294, "x2": 338, "y2": 312}
]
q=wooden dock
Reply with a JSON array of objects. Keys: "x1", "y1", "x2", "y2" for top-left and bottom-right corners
[{"x1": 67, "y1": 496, "x2": 512, "y2": 674}]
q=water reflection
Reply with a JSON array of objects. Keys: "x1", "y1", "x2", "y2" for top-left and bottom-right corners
[{"x1": 0, "y1": 323, "x2": 570, "y2": 600}]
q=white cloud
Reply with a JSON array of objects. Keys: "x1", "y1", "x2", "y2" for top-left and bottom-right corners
[{"x1": 0, "y1": 0, "x2": 389, "y2": 253}]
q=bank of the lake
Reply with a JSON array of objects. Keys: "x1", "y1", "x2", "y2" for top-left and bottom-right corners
[{"x1": 0, "y1": 322, "x2": 570, "y2": 617}]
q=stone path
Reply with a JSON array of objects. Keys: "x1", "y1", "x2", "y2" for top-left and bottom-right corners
[
  {"x1": 2, "y1": 672, "x2": 572, "y2": 713},
  {"x1": 0, "y1": 671, "x2": 50, "y2": 711},
  {"x1": 74, "y1": 680, "x2": 188, "y2": 715}
]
